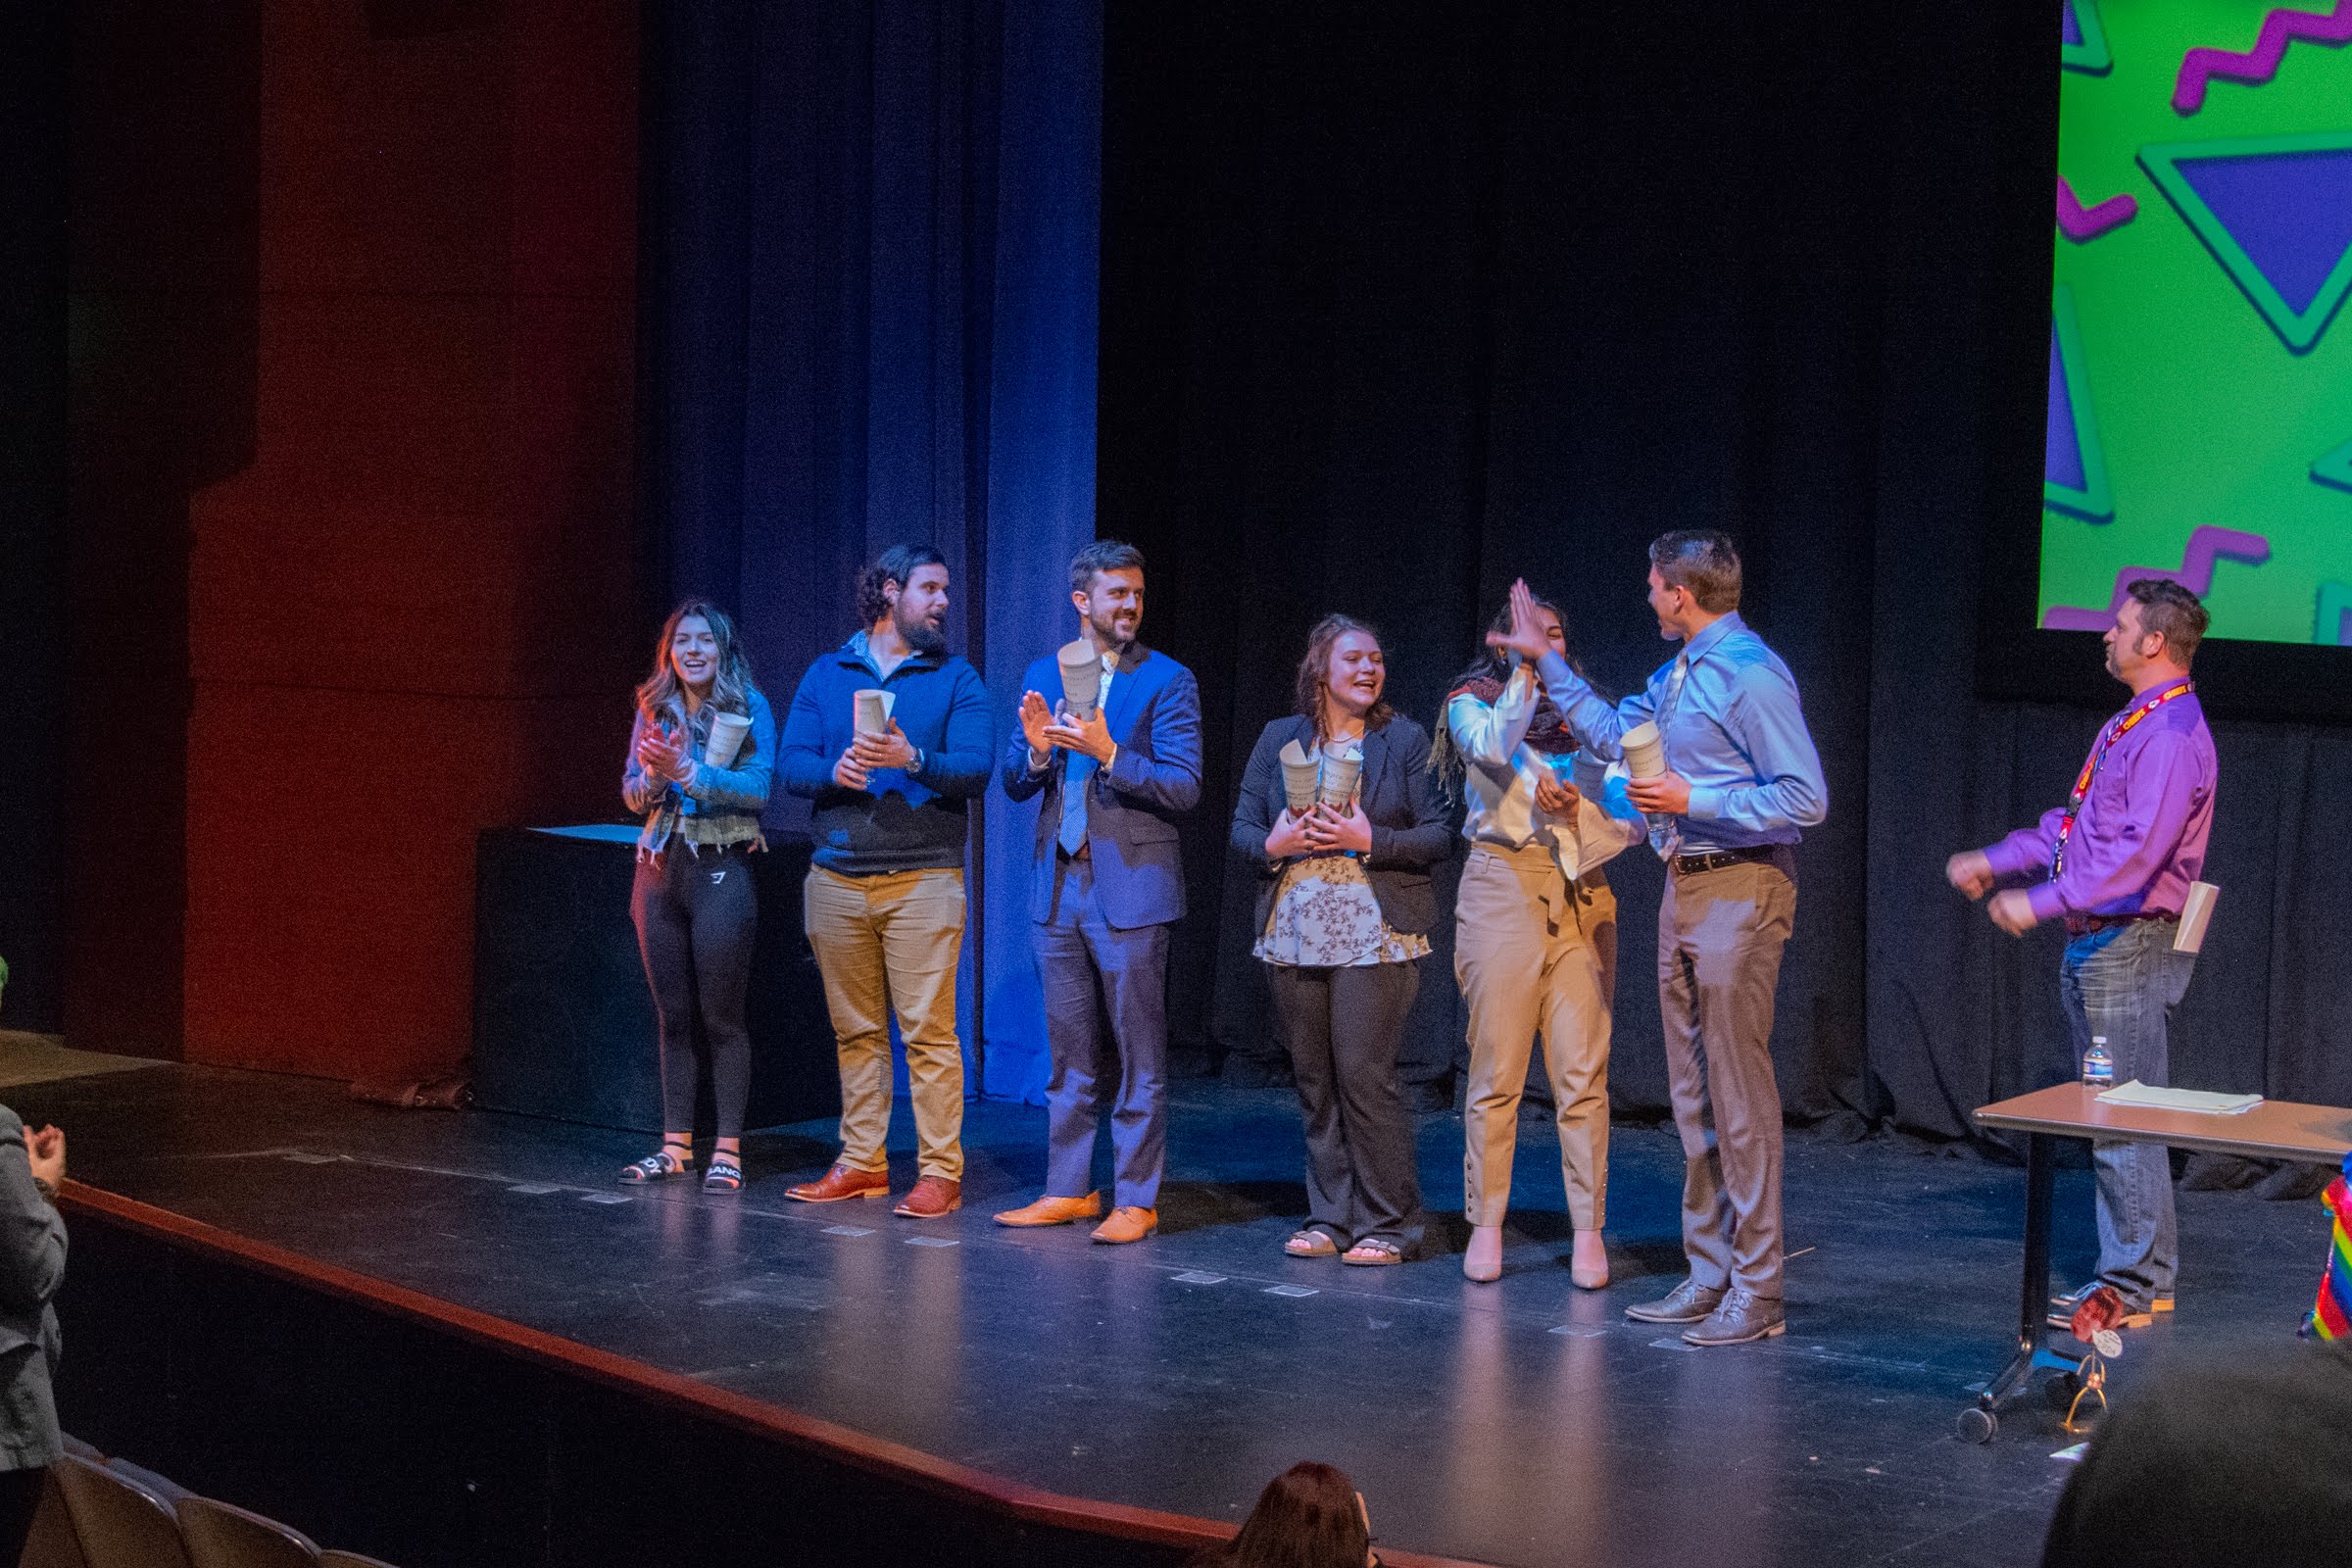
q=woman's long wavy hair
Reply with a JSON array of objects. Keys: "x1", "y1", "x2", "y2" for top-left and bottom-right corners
[
  {"x1": 1428, "y1": 592, "x2": 1594, "y2": 802},
  {"x1": 1219, "y1": 1462, "x2": 1372, "y2": 1568},
  {"x1": 1294, "y1": 614, "x2": 1395, "y2": 745},
  {"x1": 635, "y1": 599, "x2": 757, "y2": 735}
]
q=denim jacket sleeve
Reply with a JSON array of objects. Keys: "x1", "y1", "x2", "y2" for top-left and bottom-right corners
[
  {"x1": 681, "y1": 691, "x2": 777, "y2": 813},
  {"x1": 621, "y1": 710, "x2": 674, "y2": 816}
]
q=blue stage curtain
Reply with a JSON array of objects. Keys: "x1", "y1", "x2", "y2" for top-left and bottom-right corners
[{"x1": 642, "y1": 0, "x2": 1099, "y2": 1102}]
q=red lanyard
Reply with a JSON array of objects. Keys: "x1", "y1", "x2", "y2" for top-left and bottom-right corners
[{"x1": 2053, "y1": 680, "x2": 2192, "y2": 878}]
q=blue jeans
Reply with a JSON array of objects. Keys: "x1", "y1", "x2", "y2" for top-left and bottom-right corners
[{"x1": 2059, "y1": 918, "x2": 2195, "y2": 1306}]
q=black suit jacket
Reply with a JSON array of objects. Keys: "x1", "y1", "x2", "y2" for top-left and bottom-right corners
[{"x1": 1229, "y1": 712, "x2": 1454, "y2": 937}]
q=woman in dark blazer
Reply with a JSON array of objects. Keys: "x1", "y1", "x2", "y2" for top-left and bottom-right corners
[{"x1": 1231, "y1": 614, "x2": 1452, "y2": 1264}]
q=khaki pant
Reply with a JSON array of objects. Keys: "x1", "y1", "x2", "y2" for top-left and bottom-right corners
[
  {"x1": 804, "y1": 865, "x2": 966, "y2": 1181},
  {"x1": 1658, "y1": 850, "x2": 1796, "y2": 1298},
  {"x1": 1456, "y1": 843, "x2": 1618, "y2": 1229}
]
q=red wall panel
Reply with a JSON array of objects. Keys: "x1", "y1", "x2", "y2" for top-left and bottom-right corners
[{"x1": 177, "y1": 0, "x2": 640, "y2": 1080}]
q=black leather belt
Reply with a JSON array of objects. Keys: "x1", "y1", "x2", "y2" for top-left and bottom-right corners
[{"x1": 1671, "y1": 845, "x2": 1783, "y2": 876}]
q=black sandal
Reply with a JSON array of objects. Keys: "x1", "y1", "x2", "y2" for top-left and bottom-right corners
[
  {"x1": 619, "y1": 1147, "x2": 691, "y2": 1184},
  {"x1": 703, "y1": 1156, "x2": 743, "y2": 1195}
]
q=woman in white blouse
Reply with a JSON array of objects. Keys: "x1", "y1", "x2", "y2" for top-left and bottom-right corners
[{"x1": 1436, "y1": 594, "x2": 1643, "y2": 1286}]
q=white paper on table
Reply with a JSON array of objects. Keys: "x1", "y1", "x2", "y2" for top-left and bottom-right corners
[{"x1": 2094, "y1": 1080, "x2": 2262, "y2": 1115}]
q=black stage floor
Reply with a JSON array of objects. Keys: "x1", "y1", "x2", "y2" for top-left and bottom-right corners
[{"x1": 10, "y1": 1057, "x2": 2332, "y2": 1568}]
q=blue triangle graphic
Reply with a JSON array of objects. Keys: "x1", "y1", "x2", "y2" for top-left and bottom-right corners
[
  {"x1": 2061, "y1": 0, "x2": 2082, "y2": 47},
  {"x1": 2044, "y1": 286, "x2": 2112, "y2": 520},
  {"x1": 2176, "y1": 149, "x2": 2352, "y2": 317},
  {"x1": 2046, "y1": 334, "x2": 2082, "y2": 491}
]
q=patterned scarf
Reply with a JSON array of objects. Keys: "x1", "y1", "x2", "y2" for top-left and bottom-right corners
[{"x1": 1449, "y1": 669, "x2": 1579, "y2": 756}]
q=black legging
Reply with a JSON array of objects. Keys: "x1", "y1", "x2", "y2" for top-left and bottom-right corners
[{"x1": 631, "y1": 843, "x2": 758, "y2": 1141}]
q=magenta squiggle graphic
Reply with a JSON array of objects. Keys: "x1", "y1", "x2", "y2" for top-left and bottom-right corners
[
  {"x1": 2040, "y1": 526, "x2": 2274, "y2": 630},
  {"x1": 2057, "y1": 176, "x2": 2137, "y2": 241},
  {"x1": 2174, "y1": 0, "x2": 2352, "y2": 115}
]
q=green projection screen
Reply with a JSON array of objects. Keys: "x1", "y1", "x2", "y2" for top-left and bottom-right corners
[{"x1": 2044, "y1": 0, "x2": 2352, "y2": 647}]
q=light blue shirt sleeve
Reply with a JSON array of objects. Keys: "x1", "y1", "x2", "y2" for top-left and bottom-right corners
[{"x1": 1533, "y1": 652, "x2": 1655, "y2": 760}]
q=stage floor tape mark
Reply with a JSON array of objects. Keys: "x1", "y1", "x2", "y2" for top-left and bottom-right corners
[
  {"x1": 580, "y1": 1193, "x2": 631, "y2": 1204},
  {"x1": 508, "y1": 1183, "x2": 561, "y2": 1195},
  {"x1": 1264, "y1": 1285, "x2": 1318, "y2": 1298},
  {"x1": 1172, "y1": 1271, "x2": 1227, "y2": 1285},
  {"x1": 905, "y1": 1236, "x2": 959, "y2": 1249},
  {"x1": 822, "y1": 1224, "x2": 874, "y2": 1237}
]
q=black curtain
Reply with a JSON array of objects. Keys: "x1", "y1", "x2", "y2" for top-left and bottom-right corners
[{"x1": 1098, "y1": 3, "x2": 2352, "y2": 1135}]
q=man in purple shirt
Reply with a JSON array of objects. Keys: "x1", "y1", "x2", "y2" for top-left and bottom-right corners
[{"x1": 1946, "y1": 579, "x2": 2218, "y2": 1325}]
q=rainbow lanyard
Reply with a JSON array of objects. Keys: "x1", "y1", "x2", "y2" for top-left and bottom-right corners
[{"x1": 2052, "y1": 679, "x2": 2193, "y2": 879}]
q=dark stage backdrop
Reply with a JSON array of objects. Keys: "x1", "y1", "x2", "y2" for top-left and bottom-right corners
[
  {"x1": 1095, "y1": 3, "x2": 2352, "y2": 1138},
  {"x1": 640, "y1": 0, "x2": 1101, "y2": 1101}
]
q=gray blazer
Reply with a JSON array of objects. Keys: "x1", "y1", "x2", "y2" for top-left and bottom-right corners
[
  {"x1": 0, "y1": 1107, "x2": 64, "y2": 1471},
  {"x1": 1230, "y1": 712, "x2": 1454, "y2": 936}
]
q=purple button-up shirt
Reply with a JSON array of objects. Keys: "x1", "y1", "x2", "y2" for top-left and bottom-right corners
[{"x1": 1984, "y1": 679, "x2": 2217, "y2": 924}]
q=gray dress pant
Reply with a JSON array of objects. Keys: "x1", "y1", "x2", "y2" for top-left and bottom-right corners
[{"x1": 1657, "y1": 848, "x2": 1796, "y2": 1299}]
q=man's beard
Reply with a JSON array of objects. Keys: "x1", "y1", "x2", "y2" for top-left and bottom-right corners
[
  {"x1": 1090, "y1": 608, "x2": 1139, "y2": 654},
  {"x1": 897, "y1": 606, "x2": 947, "y2": 654}
]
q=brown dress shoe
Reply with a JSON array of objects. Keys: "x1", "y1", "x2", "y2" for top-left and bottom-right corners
[
  {"x1": 994, "y1": 1192, "x2": 1102, "y2": 1227},
  {"x1": 893, "y1": 1175, "x2": 962, "y2": 1218},
  {"x1": 1090, "y1": 1206, "x2": 1157, "y2": 1245},
  {"x1": 783, "y1": 1164, "x2": 890, "y2": 1203}
]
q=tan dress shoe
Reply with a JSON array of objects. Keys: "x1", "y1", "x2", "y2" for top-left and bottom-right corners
[
  {"x1": 784, "y1": 1163, "x2": 890, "y2": 1203},
  {"x1": 1090, "y1": 1206, "x2": 1157, "y2": 1244},
  {"x1": 893, "y1": 1175, "x2": 962, "y2": 1218},
  {"x1": 994, "y1": 1192, "x2": 1102, "y2": 1227}
]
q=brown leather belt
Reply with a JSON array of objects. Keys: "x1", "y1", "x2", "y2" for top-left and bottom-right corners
[{"x1": 2065, "y1": 910, "x2": 2174, "y2": 937}]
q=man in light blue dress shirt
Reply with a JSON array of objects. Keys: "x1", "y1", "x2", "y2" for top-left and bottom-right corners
[{"x1": 1493, "y1": 530, "x2": 1826, "y2": 1345}]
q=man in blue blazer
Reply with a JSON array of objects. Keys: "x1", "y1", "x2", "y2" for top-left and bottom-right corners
[{"x1": 996, "y1": 540, "x2": 1203, "y2": 1244}]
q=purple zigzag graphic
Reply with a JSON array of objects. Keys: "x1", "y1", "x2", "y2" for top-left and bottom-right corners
[
  {"x1": 2057, "y1": 176, "x2": 2137, "y2": 241},
  {"x1": 2174, "y1": 0, "x2": 2352, "y2": 115},
  {"x1": 2040, "y1": 525, "x2": 2274, "y2": 630}
]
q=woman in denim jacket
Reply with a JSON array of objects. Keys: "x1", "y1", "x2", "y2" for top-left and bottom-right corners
[{"x1": 617, "y1": 599, "x2": 775, "y2": 1194}]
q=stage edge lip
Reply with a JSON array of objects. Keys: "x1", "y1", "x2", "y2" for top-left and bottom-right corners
[{"x1": 59, "y1": 1182, "x2": 1494, "y2": 1568}]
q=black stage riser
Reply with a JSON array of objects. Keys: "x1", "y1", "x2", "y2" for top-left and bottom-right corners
[{"x1": 472, "y1": 830, "x2": 841, "y2": 1135}]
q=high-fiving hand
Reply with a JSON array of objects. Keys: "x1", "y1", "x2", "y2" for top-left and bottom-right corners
[{"x1": 1484, "y1": 578, "x2": 1553, "y2": 664}]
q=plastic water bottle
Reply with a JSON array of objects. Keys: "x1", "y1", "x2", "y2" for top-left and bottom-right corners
[{"x1": 2082, "y1": 1035, "x2": 2113, "y2": 1089}]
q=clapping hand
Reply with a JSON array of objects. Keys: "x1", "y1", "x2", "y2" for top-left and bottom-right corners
[
  {"x1": 1042, "y1": 706, "x2": 1115, "y2": 765},
  {"x1": 1302, "y1": 800, "x2": 1374, "y2": 855},
  {"x1": 1484, "y1": 578, "x2": 1553, "y2": 664},
  {"x1": 1018, "y1": 690, "x2": 1057, "y2": 758},
  {"x1": 26, "y1": 1125, "x2": 64, "y2": 1192},
  {"x1": 636, "y1": 724, "x2": 691, "y2": 783}
]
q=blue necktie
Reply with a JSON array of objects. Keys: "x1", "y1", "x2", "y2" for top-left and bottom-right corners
[
  {"x1": 1646, "y1": 653, "x2": 1690, "y2": 860},
  {"x1": 1057, "y1": 749, "x2": 1095, "y2": 856}
]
